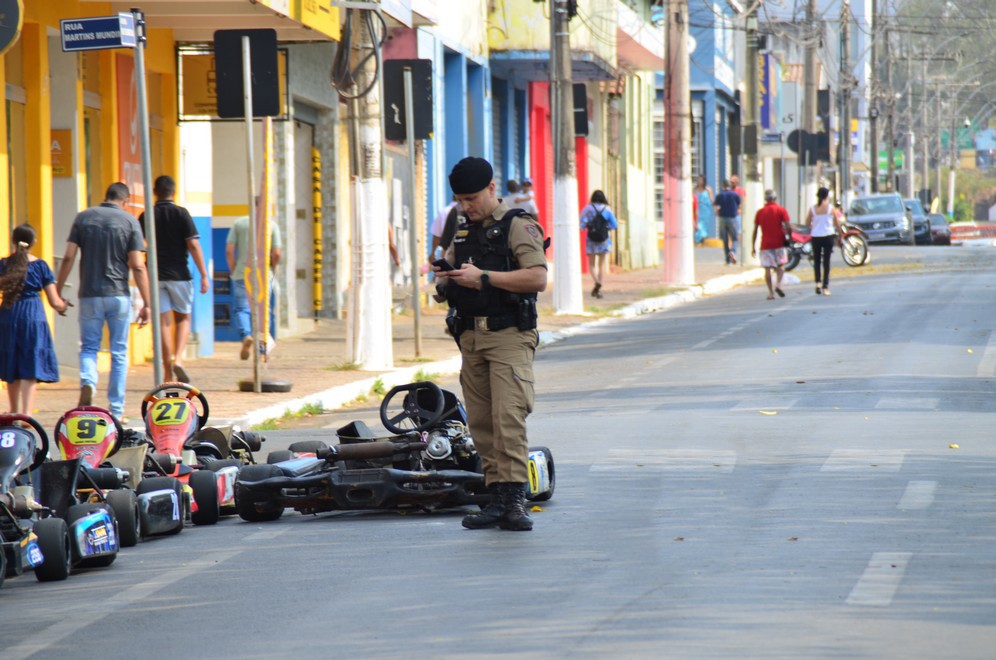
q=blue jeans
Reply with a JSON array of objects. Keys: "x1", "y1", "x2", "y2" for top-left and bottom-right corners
[
  {"x1": 79, "y1": 296, "x2": 131, "y2": 417},
  {"x1": 231, "y1": 279, "x2": 276, "y2": 341},
  {"x1": 719, "y1": 216, "x2": 741, "y2": 263}
]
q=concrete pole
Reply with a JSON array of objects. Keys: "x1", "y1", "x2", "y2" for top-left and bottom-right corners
[
  {"x1": 348, "y1": 9, "x2": 392, "y2": 369},
  {"x1": 947, "y1": 98, "x2": 957, "y2": 217},
  {"x1": 885, "y1": 30, "x2": 896, "y2": 193},
  {"x1": 802, "y1": 0, "x2": 818, "y2": 204},
  {"x1": 550, "y1": 0, "x2": 582, "y2": 313},
  {"x1": 741, "y1": 10, "x2": 761, "y2": 266},
  {"x1": 869, "y1": 0, "x2": 879, "y2": 193},
  {"x1": 663, "y1": 0, "x2": 694, "y2": 285},
  {"x1": 840, "y1": 0, "x2": 852, "y2": 206}
]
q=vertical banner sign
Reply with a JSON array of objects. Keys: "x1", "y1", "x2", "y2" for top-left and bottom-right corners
[
  {"x1": 312, "y1": 147, "x2": 322, "y2": 321},
  {"x1": 115, "y1": 54, "x2": 144, "y2": 216},
  {"x1": 252, "y1": 116, "x2": 274, "y2": 360},
  {"x1": 759, "y1": 53, "x2": 770, "y2": 132}
]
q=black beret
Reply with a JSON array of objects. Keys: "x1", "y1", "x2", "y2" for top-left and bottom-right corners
[{"x1": 448, "y1": 157, "x2": 493, "y2": 195}]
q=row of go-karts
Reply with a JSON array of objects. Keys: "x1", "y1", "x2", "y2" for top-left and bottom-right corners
[{"x1": 1, "y1": 380, "x2": 554, "y2": 591}]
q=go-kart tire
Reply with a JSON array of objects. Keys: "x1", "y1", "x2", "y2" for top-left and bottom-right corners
[
  {"x1": 106, "y1": 490, "x2": 140, "y2": 547},
  {"x1": 66, "y1": 503, "x2": 117, "y2": 568},
  {"x1": 235, "y1": 464, "x2": 284, "y2": 522},
  {"x1": 287, "y1": 440, "x2": 328, "y2": 454},
  {"x1": 135, "y1": 477, "x2": 184, "y2": 536},
  {"x1": 528, "y1": 446, "x2": 556, "y2": 502},
  {"x1": 266, "y1": 450, "x2": 295, "y2": 464},
  {"x1": 201, "y1": 457, "x2": 242, "y2": 472},
  {"x1": 33, "y1": 517, "x2": 71, "y2": 582},
  {"x1": 238, "y1": 379, "x2": 293, "y2": 393},
  {"x1": 189, "y1": 470, "x2": 221, "y2": 526}
]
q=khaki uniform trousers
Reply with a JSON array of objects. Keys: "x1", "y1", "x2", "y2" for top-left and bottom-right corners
[{"x1": 458, "y1": 321, "x2": 538, "y2": 485}]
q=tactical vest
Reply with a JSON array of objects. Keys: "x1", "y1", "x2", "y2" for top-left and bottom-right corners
[{"x1": 449, "y1": 209, "x2": 538, "y2": 320}]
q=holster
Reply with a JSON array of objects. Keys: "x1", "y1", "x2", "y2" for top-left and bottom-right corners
[{"x1": 445, "y1": 308, "x2": 463, "y2": 348}]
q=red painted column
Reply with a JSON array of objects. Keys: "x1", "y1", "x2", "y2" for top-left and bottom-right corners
[{"x1": 576, "y1": 136, "x2": 589, "y2": 273}]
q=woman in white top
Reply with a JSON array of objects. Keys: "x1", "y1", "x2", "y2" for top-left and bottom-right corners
[{"x1": 803, "y1": 187, "x2": 843, "y2": 296}]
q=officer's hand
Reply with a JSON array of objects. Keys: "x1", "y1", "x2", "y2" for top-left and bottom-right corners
[{"x1": 448, "y1": 263, "x2": 481, "y2": 289}]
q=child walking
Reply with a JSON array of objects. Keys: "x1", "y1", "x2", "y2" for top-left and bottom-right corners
[{"x1": 0, "y1": 224, "x2": 70, "y2": 413}]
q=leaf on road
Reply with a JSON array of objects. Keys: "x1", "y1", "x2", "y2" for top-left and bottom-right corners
[
  {"x1": 673, "y1": 536, "x2": 685, "y2": 541},
  {"x1": 949, "y1": 443, "x2": 959, "y2": 449},
  {"x1": 530, "y1": 505, "x2": 544, "y2": 512},
  {"x1": 771, "y1": 349, "x2": 778, "y2": 353},
  {"x1": 759, "y1": 410, "x2": 778, "y2": 416},
  {"x1": 967, "y1": 348, "x2": 974, "y2": 354},
  {"x1": 787, "y1": 536, "x2": 799, "y2": 541}
]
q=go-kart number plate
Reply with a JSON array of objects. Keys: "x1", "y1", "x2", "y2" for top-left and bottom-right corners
[
  {"x1": 64, "y1": 416, "x2": 107, "y2": 445},
  {"x1": 150, "y1": 400, "x2": 192, "y2": 426}
]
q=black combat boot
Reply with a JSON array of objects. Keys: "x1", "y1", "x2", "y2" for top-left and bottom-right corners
[
  {"x1": 499, "y1": 483, "x2": 533, "y2": 531},
  {"x1": 462, "y1": 483, "x2": 505, "y2": 529}
]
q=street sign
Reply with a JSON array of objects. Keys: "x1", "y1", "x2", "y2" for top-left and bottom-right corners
[
  {"x1": 0, "y1": 0, "x2": 23, "y2": 56},
  {"x1": 60, "y1": 14, "x2": 136, "y2": 52},
  {"x1": 877, "y1": 149, "x2": 904, "y2": 171},
  {"x1": 383, "y1": 59, "x2": 433, "y2": 141}
]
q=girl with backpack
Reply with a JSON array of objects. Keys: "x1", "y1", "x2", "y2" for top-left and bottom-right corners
[
  {"x1": 0, "y1": 224, "x2": 70, "y2": 413},
  {"x1": 580, "y1": 190, "x2": 618, "y2": 299}
]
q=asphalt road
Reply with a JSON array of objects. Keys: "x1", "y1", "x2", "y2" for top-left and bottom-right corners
[{"x1": 3, "y1": 243, "x2": 996, "y2": 659}]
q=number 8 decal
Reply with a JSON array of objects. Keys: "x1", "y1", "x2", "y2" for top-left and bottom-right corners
[{"x1": 1, "y1": 432, "x2": 15, "y2": 448}]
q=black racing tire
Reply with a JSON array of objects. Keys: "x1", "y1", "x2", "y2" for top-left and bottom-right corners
[
  {"x1": 238, "y1": 379, "x2": 294, "y2": 393},
  {"x1": 189, "y1": 470, "x2": 221, "y2": 526},
  {"x1": 33, "y1": 517, "x2": 71, "y2": 582},
  {"x1": 66, "y1": 503, "x2": 117, "y2": 567},
  {"x1": 0, "y1": 544, "x2": 5, "y2": 588},
  {"x1": 201, "y1": 457, "x2": 242, "y2": 472},
  {"x1": 106, "y1": 490, "x2": 140, "y2": 547},
  {"x1": 528, "y1": 446, "x2": 556, "y2": 502},
  {"x1": 235, "y1": 464, "x2": 284, "y2": 522},
  {"x1": 266, "y1": 450, "x2": 295, "y2": 464},
  {"x1": 287, "y1": 440, "x2": 329, "y2": 454},
  {"x1": 135, "y1": 477, "x2": 184, "y2": 536}
]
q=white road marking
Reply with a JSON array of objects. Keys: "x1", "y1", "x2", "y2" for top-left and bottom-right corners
[
  {"x1": 4, "y1": 549, "x2": 242, "y2": 660},
  {"x1": 976, "y1": 331, "x2": 996, "y2": 377},
  {"x1": 897, "y1": 480, "x2": 938, "y2": 510},
  {"x1": 245, "y1": 528, "x2": 285, "y2": 541},
  {"x1": 731, "y1": 398, "x2": 798, "y2": 411},
  {"x1": 874, "y1": 397, "x2": 939, "y2": 410},
  {"x1": 590, "y1": 449, "x2": 737, "y2": 473},
  {"x1": 846, "y1": 552, "x2": 913, "y2": 606},
  {"x1": 820, "y1": 450, "x2": 906, "y2": 472}
]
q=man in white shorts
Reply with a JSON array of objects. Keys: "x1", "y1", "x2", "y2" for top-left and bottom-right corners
[{"x1": 750, "y1": 189, "x2": 792, "y2": 300}]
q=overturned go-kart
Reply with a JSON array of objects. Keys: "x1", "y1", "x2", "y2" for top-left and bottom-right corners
[{"x1": 235, "y1": 382, "x2": 554, "y2": 522}]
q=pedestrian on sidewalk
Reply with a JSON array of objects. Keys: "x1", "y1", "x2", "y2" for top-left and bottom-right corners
[
  {"x1": 429, "y1": 197, "x2": 460, "y2": 261},
  {"x1": 803, "y1": 187, "x2": 843, "y2": 296},
  {"x1": 580, "y1": 190, "x2": 618, "y2": 298},
  {"x1": 750, "y1": 190, "x2": 792, "y2": 300},
  {"x1": 138, "y1": 175, "x2": 210, "y2": 383},
  {"x1": 714, "y1": 179, "x2": 741, "y2": 265},
  {"x1": 0, "y1": 224, "x2": 70, "y2": 414},
  {"x1": 513, "y1": 177, "x2": 540, "y2": 224},
  {"x1": 55, "y1": 182, "x2": 151, "y2": 422},
  {"x1": 226, "y1": 214, "x2": 282, "y2": 360},
  {"x1": 433, "y1": 156, "x2": 547, "y2": 532},
  {"x1": 693, "y1": 174, "x2": 714, "y2": 243}
]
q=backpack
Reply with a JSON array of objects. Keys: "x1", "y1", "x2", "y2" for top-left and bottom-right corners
[{"x1": 586, "y1": 207, "x2": 609, "y2": 243}]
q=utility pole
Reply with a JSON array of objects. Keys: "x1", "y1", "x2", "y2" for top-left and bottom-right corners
[
  {"x1": 885, "y1": 26, "x2": 896, "y2": 192},
  {"x1": 550, "y1": 0, "x2": 583, "y2": 313},
  {"x1": 347, "y1": 8, "x2": 392, "y2": 369},
  {"x1": 802, "y1": 0, "x2": 818, "y2": 204},
  {"x1": 740, "y1": 6, "x2": 761, "y2": 266},
  {"x1": 663, "y1": 0, "x2": 694, "y2": 285},
  {"x1": 840, "y1": 0, "x2": 851, "y2": 206},
  {"x1": 869, "y1": 0, "x2": 879, "y2": 193}
]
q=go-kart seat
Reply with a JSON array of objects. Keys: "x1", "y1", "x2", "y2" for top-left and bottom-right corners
[
  {"x1": 336, "y1": 420, "x2": 378, "y2": 444},
  {"x1": 411, "y1": 388, "x2": 466, "y2": 425}
]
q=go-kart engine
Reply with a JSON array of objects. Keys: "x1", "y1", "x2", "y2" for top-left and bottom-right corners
[{"x1": 423, "y1": 424, "x2": 471, "y2": 462}]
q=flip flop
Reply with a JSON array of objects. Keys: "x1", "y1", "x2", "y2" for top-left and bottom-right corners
[
  {"x1": 173, "y1": 364, "x2": 191, "y2": 383},
  {"x1": 775, "y1": 288, "x2": 785, "y2": 298}
]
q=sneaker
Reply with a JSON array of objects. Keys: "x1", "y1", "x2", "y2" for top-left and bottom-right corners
[
  {"x1": 79, "y1": 383, "x2": 95, "y2": 407},
  {"x1": 240, "y1": 336, "x2": 253, "y2": 360},
  {"x1": 729, "y1": 251, "x2": 737, "y2": 265}
]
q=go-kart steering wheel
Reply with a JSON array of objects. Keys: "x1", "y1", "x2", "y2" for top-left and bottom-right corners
[
  {"x1": 0, "y1": 414, "x2": 50, "y2": 472},
  {"x1": 379, "y1": 382, "x2": 445, "y2": 434},
  {"x1": 141, "y1": 382, "x2": 210, "y2": 430}
]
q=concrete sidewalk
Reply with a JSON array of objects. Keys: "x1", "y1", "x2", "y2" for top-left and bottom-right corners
[{"x1": 26, "y1": 246, "x2": 763, "y2": 430}]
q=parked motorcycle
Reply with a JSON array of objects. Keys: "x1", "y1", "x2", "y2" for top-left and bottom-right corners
[{"x1": 785, "y1": 223, "x2": 869, "y2": 271}]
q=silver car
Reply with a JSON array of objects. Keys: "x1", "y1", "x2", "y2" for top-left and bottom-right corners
[{"x1": 848, "y1": 193, "x2": 914, "y2": 245}]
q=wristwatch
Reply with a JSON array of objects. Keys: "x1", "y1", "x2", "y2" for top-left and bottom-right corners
[{"x1": 480, "y1": 270, "x2": 490, "y2": 289}]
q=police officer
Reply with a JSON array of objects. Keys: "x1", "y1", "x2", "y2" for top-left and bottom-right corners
[{"x1": 433, "y1": 157, "x2": 547, "y2": 531}]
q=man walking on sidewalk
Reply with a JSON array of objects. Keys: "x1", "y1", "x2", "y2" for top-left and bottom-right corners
[
  {"x1": 751, "y1": 189, "x2": 792, "y2": 300},
  {"x1": 56, "y1": 182, "x2": 151, "y2": 422},
  {"x1": 714, "y1": 179, "x2": 741, "y2": 265},
  {"x1": 432, "y1": 157, "x2": 548, "y2": 532},
  {"x1": 138, "y1": 175, "x2": 210, "y2": 383}
]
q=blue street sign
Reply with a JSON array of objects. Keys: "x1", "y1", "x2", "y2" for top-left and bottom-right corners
[{"x1": 60, "y1": 13, "x2": 136, "y2": 52}]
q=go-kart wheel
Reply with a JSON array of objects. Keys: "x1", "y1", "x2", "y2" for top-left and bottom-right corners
[
  {"x1": 200, "y1": 457, "x2": 242, "y2": 472},
  {"x1": 266, "y1": 450, "x2": 295, "y2": 464},
  {"x1": 106, "y1": 489, "x2": 140, "y2": 547},
  {"x1": 235, "y1": 464, "x2": 284, "y2": 522},
  {"x1": 33, "y1": 517, "x2": 71, "y2": 582},
  {"x1": 136, "y1": 477, "x2": 184, "y2": 536},
  {"x1": 379, "y1": 382, "x2": 445, "y2": 434},
  {"x1": 189, "y1": 470, "x2": 220, "y2": 526},
  {"x1": 527, "y1": 446, "x2": 555, "y2": 502},
  {"x1": 141, "y1": 382, "x2": 210, "y2": 430},
  {"x1": 287, "y1": 440, "x2": 330, "y2": 454},
  {"x1": 66, "y1": 503, "x2": 117, "y2": 567}
]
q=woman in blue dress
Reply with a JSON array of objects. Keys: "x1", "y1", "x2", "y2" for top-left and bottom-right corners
[
  {"x1": 580, "y1": 190, "x2": 619, "y2": 298},
  {"x1": 0, "y1": 225, "x2": 70, "y2": 413},
  {"x1": 694, "y1": 174, "x2": 715, "y2": 242}
]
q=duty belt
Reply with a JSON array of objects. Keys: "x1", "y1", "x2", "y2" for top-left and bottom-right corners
[{"x1": 459, "y1": 314, "x2": 517, "y2": 332}]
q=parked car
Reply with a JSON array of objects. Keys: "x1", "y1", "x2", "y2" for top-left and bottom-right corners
[
  {"x1": 903, "y1": 198, "x2": 931, "y2": 244},
  {"x1": 927, "y1": 213, "x2": 952, "y2": 245},
  {"x1": 848, "y1": 193, "x2": 914, "y2": 245}
]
